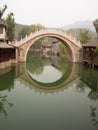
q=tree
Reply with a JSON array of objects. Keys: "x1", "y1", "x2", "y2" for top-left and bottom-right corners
[
  {"x1": 5, "y1": 12, "x2": 15, "y2": 42},
  {"x1": 59, "y1": 43, "x2": 68, "y2": 55},
  {"x1": 28, "y1": 24, "x2": 45, "y2": 34},
  {"x1": 93, "y1": 19, "x2": 98, "y2": 34},
  {"x1": 18, "y1": 26, "x2": 29, "y2": 40},
  {"x1": 78, "y1": 29, "x2": 92, "y2": 44},
  {"x1": 18, "y1": 24, "x2": 45, "y2": 40}
]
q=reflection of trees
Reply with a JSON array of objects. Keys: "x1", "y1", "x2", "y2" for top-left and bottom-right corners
[
  {"x1": 90, "y1": 106, "x2": 98, "y2": 130},
  {"x1": 80, "y1": 66, "x2": 98, "y2": 94},
  {"x1": 80, "y1": 67, "x2": 98, "y2": 90},
  {"x1": 88, "y1": 91, "x2": 98, "y2": 101},
  {"x1": 0, "y1": 95, "x2": 13, "y2": 116},
  {"x1": 74, "y1": 65, "x2": 98, "y2": 101},
  {"x1": 27, "y1": 51, "x2": 71, "y2": 76},
  {"x1": 26, "y1": 51, "x2": 44, "y2": 75},
  {"x1": 26, "y1": 62, "x2": 73, "y2": 89},
  {"x1": 51, "y1": 56, "x2": 70, "y2": 75},
  {"x1": 0, "y1": 68, "x2": 15, "y2": 116},
  {"x1": 0, "y1": 67, "x2": 15, "y2": 91},
  {"x1": 75, "y1": 81, "x2": 86, "y2": 93}
]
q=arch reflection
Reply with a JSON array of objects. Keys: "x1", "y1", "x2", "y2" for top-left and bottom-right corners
[
  {"x1": 26, "y1": 51, "x2": 79, "y2": 90},
  {"x1": 26, "y1": 53, "x2": 73, "y2": 84},
  {"x1": 16, "y1": 62, "x2": 98, "y2": 97},
  {"x1": 17, "y1": 60, "x2": 80, "y2": 93}
]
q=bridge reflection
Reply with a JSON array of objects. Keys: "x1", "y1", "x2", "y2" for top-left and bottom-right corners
[
  {"x1": 0, "y1": 63, "x2": 98, "y2": 96},
  {"x1": 14, "y1": 63, "x2": 81, "y2": 94},
  {"x1": 13, "y1": 63, "x2": 98, "y2": 99}
]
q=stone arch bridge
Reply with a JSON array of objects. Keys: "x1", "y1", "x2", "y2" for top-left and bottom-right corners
[{"x1": 10, "y1": 28, "x2": 82, "y2": 63}]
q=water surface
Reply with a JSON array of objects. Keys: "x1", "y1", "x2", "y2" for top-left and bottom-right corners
[{"x1": 0, "y1": 52, "x2": 98, "y2": 130}]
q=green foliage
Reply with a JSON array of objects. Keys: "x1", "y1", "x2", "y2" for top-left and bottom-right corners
[
  {"x1": 32, "y1": 39, "x2": 42, "y2": 49},
  {"x1": 27, "y1": 51, "x2": 44, "y2": 75},
  {"x1": 5, "y1": 12, "x2": 15, "y2": 42},
  {"x1": 15, "y1": 23, "x2": 28, "y2": 30},
  {"x1": 66, "y1": 28, "x2": 80, "y2": 37},
  {"x1": 18, "y1": 24, "x2": 45, "y2": 40},
  {"x1": 15, "y1": 23, "x2": 28, "y2": 40},
  {"x1": 0, "y1": 95, "x2": 13, "y2": 116},
  {"x1": 95, "y1": 46, "x2": 98, "y2": 54},
  {"x1": 28, "y1": 24, "x2": 44, "y2": 34},
  {"x1": 79, "y1": 29, "x2": 93, "y2": 44},
  {"x1": 67, "y1": 28, "x2": 95, "y2": 45},
  {"x1": 59, "y1": 43, "x2": 68, "y2": 55},
  {"x1": 18, "y1": 26, "x2": 29, "y2": 39}
]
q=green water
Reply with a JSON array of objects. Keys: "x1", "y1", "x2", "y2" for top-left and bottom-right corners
[{"x1": 0, "y1": 52, "x2": 98, "y2": 130}]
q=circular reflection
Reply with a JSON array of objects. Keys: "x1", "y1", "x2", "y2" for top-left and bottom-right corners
[
  {"x1": 25, "y1": 62, "x2": 75, "y2": 93},
  {"x1": 26, "y1": 51, "x2": 71, "y2": 84},
  {"x1": 28, "y1": 65, "x2": 62, "y2": 83},
  {"x1": 26, "y1": 51, "x2": 75, "y2": 91}
]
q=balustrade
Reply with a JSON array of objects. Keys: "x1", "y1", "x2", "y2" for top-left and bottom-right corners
[{"x1": 10, "y1": 28, "x2": 81, "y2": 48}]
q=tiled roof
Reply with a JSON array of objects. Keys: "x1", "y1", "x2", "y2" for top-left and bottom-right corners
[
  {"x1": 82, "y1": 36, "x2": 98, "y2": 47},
  {"x1": 0, "y1": 42, "x2": 14, "y2": 48}
]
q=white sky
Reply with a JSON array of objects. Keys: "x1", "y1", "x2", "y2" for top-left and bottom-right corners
[{"x1": 0, "y1": 0, "x2": 98, "y2": 28}]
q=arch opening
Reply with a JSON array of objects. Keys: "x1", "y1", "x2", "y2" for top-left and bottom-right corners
[{"x1": 26, "y1": 35, "x2": 74, "y2": 62}]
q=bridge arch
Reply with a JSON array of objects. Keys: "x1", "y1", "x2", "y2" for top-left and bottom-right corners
[{"x1": 12, "y1": 29, "x2": 82, "y2": 62}]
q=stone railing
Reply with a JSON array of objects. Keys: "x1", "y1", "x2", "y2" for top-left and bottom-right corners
[{"x1": 10, "y1": 28, "x2": 82, "y2": 48}]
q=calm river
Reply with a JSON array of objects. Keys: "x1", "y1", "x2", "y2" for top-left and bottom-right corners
[{"x1": 0, "y1": 51, "x2": 98, "y2": 130}]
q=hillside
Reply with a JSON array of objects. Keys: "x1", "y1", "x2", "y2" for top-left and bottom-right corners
[
  {"x1": 15, "y1": 23, "x2": 28, "y2": 29},
  {"x1": 15, "y1": 23, "x2": 28, "y2": 39},
  {"x1": 15, "y1": 23, "x2": 28, "y2": 34},
  {"x1": 15, "y1": 20, "x2": 96, "y2": 33},
  {"x1": 15, "y1": 20, "x2": 97, "y2": 40},
  {"x1": 61, "y1": 20, "x2": 96, "y2": 32}
]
